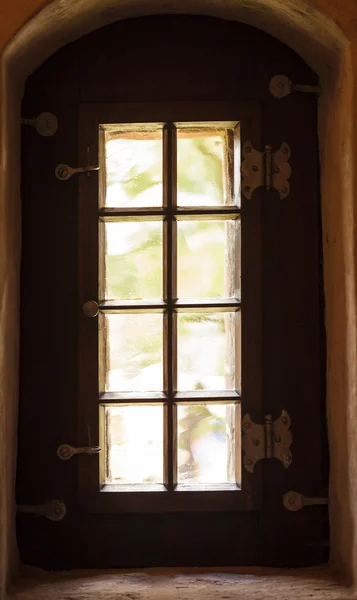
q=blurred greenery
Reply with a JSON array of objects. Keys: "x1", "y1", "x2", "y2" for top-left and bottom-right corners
[
  {"x1": 105, "y1": 135, "x2": 228, "y2": 302},
  {"x1": 178, "y1": 404, "x2": 232, "y2": 483},
  {"x1": 106, "y1": 139, "x2": 162, "y2": 198},
  {"x1": 106, "y1": 222, "x2": 162, "y2": 299},
  {"x1": 177, "y1": 136, "x2": 224, "y2": 204}
]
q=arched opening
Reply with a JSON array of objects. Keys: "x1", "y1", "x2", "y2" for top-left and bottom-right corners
[
  {"x1": 1, "y1": 0, "x2": 356, "y2": 589},
  {"x1": 18, "y1": 13, "x2": 326, "y2": 568}
]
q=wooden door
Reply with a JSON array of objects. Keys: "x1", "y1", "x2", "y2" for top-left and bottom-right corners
[{"x1": 17, "y1": 15, "x2": 328, "y2": 569}]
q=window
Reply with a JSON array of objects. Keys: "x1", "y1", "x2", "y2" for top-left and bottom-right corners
[
  {"x1": 97, "y1": 122, "x2": 242, "y2": 493},
  {"x1": 19, "y1": 17, "x2": 327, "y2": 566}
]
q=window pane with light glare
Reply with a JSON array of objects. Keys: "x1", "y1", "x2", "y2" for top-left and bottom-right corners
[
  {"x1": 103, "y1": 128, "x2": 162, "y2": 207},
  {"x1": 105, "y1": 405, "x2": 163, "y2": 484}
]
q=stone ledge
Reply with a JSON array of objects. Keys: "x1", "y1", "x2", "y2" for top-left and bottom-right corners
[{"x1": 7, "y1": 565, "x2": 353, "y2": 600}]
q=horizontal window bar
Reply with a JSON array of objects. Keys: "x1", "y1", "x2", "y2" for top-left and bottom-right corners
[
  {"x1": 99, "y1": 207, "x2": 241, "y2": 220},
  {"x1": 101, "y1": 122, "x2": 165, "y2": 134},
  {"x1": 98, "y1": 299, "x2": 241, "y2": 312},
  {"x1": 175, "y1": 120, "x2": 239, "y2": 129},
  {"x1": 100, "y1": 483, "x2": 241, "y2": 493},
  {"x1": 99, "y1": 211, "x2": 165, "y2": 222},
  {"x1": 99, "y1": 393, "x2": 240, "y2": 403},
  {"x1": 174, "y1": 298, "x2": 241, "y2": 311},
  {"x1": 99, "y1": 300, "x2": 166, "y2": 313},
  {"x1": 99, "y1": 392, "x2": 167, "y2": 403},
  {"x1": 175, "y1": 207, "x2": 240, "y2": 220},
  {"x1": 99, "y1": 394, "x2": 240, "y2": 404},
  {"x1": 175, "y1": 483, "x2": 241, "y2": 492},
  {"x1": 174, "y1": 390, "x2": 241, "y2": 401},
  {"x1": 101, "y1": 484, "x2": 167, "y2": 493}
]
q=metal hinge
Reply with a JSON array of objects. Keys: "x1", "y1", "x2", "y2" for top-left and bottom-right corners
[
  {"x1": 241, "y1": 141, "x2": 291, "y2": 200},
  {"x1": 55, "y1": 163, "x2": 99, "y2": 180},
  {"x1": 57, "y1": 443, "x2": 101, "y2": 460},
  {"x1": 283, "y1": 491, "x2": 329, "y2": 511},
  {"x1": 17, "y1": 500, "x2": 66, "y2": 521},
  {"x1": 242, "y1": 410, "x2": 292, "y2": 473},
  {"x1": 21, "y1": 112, "x2": 58, "y2": 136},
  {"x1": 269, "y1": 74, "x2": 321, "y2": 98}
]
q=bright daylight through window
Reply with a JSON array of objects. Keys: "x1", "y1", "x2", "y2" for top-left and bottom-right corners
[{"x1": 98, "y1": 122, "x2": 241, "y2": 491}]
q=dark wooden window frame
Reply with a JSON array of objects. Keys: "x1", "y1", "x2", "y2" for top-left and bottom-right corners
[{"x1": 78, "y1": 101, "x2": 263, "y2": 513}]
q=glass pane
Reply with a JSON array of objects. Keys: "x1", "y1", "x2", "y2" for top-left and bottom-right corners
[
  {"x1": 102, "y1": 221, "x2": 162, "y2": 300},
  {"x1": 178, "y1": 220, "x2": 239, "y2": 299},
  {"x1": 103, "y1": 128, "x2": 162, "y2": 207},
  {"x1": 105, "y1": 405, "x2": 163, "y2": 484},
  {"x1": 177, "y1": 404, "x2": 237, "y2": 484},
  {"x1": 177, "y1": 126, "x2": 239, "y2": 206},
  {"x1": 178, "y1": 312, "x2": 239, "y2": 391},
  {"x1": 102, "y1": 314, "x2": 163, "y2": 392}
]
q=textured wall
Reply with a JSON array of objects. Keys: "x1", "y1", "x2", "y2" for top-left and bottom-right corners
[{"x1": 0, "y1": 0, "x2": 357, "y2": 596}]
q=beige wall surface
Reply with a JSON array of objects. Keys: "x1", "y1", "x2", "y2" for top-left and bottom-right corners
[{"x1": 1, "y1": 0, "x2": 357, "y2": 597}]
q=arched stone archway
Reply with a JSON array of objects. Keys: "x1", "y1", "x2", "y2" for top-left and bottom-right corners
[
  {"x1": 1, "y1": 0, "x2": 356, "y2": 592},
  {"x1": 1, "y1": 0, "x2": 347, "y2": 80}
]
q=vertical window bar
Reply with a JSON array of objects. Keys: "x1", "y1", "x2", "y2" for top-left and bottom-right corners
[
  {"x1": 163, "y1": 123, "x2": 177, "y2": 489},
  {"x1": 224, "y1": 129, "x2": 234, "y2": 205},
  {"x1": 98, "y1": 219, "x2": 107, "y2": 395},
  {"x1": 98, "y1": 131, "x2": 107, "y2": 395}
]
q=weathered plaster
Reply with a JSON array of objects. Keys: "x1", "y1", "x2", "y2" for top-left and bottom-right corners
[
  {"x1": 1, "y1": 0, "x2": 357, "y2": 597},
  {"x1": 317, "y1": 44, "x2": 357, "y2": 582}
]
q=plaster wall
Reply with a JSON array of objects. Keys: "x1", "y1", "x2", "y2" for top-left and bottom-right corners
[{"x1": 0, "y1": 0, "x2": 357, "y2": 596}]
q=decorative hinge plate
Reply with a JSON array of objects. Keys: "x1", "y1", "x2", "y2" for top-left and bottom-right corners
[
  {"x1": 242, "y1": 410, "x2": 292, "y2": 473},
  {"x1": 241, "y1": 141, "x2": 291, "y2": 200}
]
